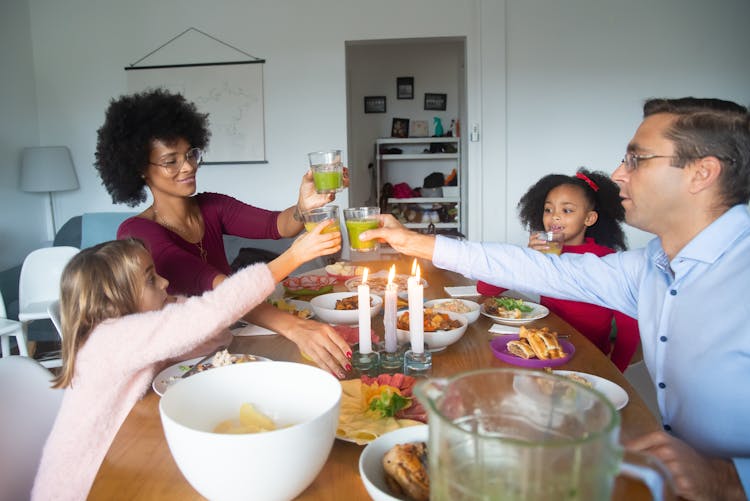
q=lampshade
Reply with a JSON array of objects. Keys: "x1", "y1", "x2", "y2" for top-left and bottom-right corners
[{"x1": 20, "y1": 146, "x2": 79, "y2": 193}]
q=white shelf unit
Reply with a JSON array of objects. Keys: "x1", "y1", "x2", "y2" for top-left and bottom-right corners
[{"x1": 375, "y1": 137, "x2": 462, "y2": 234}]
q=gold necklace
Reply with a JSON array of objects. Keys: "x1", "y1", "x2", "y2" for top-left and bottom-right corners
[{"x1": 152, "y1": 207, "x2": 208, "y2": 262}]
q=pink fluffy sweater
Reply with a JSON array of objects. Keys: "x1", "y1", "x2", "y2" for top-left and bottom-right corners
[{"x1": 31, "y1": 263, "x2": 274, "y2": 501}]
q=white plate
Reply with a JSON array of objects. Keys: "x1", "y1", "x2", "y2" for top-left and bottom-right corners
[
  {"x1": 152, "y1": 354, "x2": 270, "y2": 396},
  {"x1": 480, "y1": 301, "x2": 549, "y2": 325},
  {"x1": 555, "y1": 370, "x2": 629, "y2": 410},
  {"x1": 359, "y1": 425, "x2": 429, "y2": 501}
]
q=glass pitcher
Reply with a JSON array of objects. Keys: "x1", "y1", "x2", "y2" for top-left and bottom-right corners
[{"x1": 414, "y1": 368, "x2": 673, "y2": 500}]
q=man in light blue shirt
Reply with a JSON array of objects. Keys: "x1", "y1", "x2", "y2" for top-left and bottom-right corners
[{"x1": 362, "y1": 98, "x2": 750, "y2": 500}]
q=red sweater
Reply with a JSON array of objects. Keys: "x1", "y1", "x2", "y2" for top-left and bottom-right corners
[{"x1": 477, "y1": 238, "x2": 639, "y2": 371}]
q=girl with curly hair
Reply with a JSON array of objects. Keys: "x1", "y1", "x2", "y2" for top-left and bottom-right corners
[
  {"x1": 95, "y1": 88, "x2": 351, "y2": 378},
  {"x1": 477, "y1": 168, "x2": 639, "y2": 370}
]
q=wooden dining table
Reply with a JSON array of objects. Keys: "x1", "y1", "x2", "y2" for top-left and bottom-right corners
[{"x1": 89, "y1": 258, "x2": 660, "y2": 500}]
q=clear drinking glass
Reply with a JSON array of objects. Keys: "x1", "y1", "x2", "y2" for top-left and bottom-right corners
[
  {"x1": 301, "y1": 205, "x2": 340, "y2": 234},
  {"x1": 308, "y1": 150, "x2": 344, "y2": 194},
  {"x1": 343, "y1": 207, "x2": 380, "y2": 252},
  {"x1": 535, "y1": 231, "x2": 564, "y2": 255},
  {"x1": 415, "y1": 368, "x2": 674, "y2": 501}
]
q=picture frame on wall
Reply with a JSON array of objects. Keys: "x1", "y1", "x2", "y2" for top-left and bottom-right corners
[
  {"x1": 364, "y1": 95, "x2": 386, "y2": 113},
  {"x1": 410, "y1": 120, "x2": 429, "y2": 137},
  {"x1": 397, "y1": 77, "x2": 414, "y2": 99},
  {"x1": 391, "y1": 118, "x2": 410, "y2": 138},
  {"x1": 424, "y1": 93, "x2": 447, "y2": 111}
]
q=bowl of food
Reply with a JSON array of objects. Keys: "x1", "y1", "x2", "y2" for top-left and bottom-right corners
[
  {"x1": 159, "y1": 362, "x2": 341, "y2": 501},
  {"x1": 310, "y1": 291, "x2": 383, "y2": 325},
  {"x1": 396, "y1": 309, "x2": 468, "y2": 351},
  {"x1": 359, "y1": 424, "x2": 429, "y2": 501},
  {"x1": 423, "y1": 298, "x2": 480, "y2": 324}
]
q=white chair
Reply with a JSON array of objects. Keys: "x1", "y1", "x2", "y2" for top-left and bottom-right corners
[
  {"x1": 1, "y1": 290, "x2": 26, "y2": 357},
  {"x1": 47, "y1": 300, "x2": 63, "y2": 340},
  {"x1": 18, "y1": 246, "x2": 78, "y2": 368},
  {"x1": 0, "y1": 356, "x2": 64, "y2": 501}
]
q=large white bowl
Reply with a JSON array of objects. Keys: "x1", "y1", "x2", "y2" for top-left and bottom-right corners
[
  {"x1": 396, "y1": 311, "x2": 468, "y2": 351},
  {"x1": 310, "y1": 292, "x2": 383, "y2": 325},
  {"x1": 359, "y1": 424, "x2": 429, "y2": 501},
  {"x1": 423, "y1": 298, "x2": 480, "y2": 323},
  {"x1": 159, "y1": 361, "x2": 341, "y2": 501}
]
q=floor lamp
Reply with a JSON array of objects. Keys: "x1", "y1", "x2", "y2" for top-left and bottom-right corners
[{"x1": 20, "y1": 146, "x2": 80, "y2": 241}]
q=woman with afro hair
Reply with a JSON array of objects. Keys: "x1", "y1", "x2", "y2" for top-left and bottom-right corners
[
  {"x1": 95, "y1": 88, "x2": 352, "y2": 378},
  {"x1": 477, "y1": 168, "x2": 640, "y2": 371}
]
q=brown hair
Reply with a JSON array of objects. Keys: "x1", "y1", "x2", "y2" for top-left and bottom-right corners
[
  {"x1": 52, "y1": 238, "x2": 148, "y2": 388},
  {"x1": 643, "y1": 97, "x2": 750, "y2": 208}
]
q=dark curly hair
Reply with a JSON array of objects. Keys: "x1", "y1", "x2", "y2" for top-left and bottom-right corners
[
  {"x1": 517, "y1": 168, "x2": 628, "y2": 251},
  {"x1": 95, "y1": 88, "x2": 211, "y2": 206}
]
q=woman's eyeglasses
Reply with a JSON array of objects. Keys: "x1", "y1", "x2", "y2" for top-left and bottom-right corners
[{"x1": 149, "y1": 147, "x2": 203, "y2": 173}]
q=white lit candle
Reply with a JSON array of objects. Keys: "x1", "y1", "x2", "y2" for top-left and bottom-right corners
[
  {"x1": 358, "y1": 267, "x2": 371, "y2": 354},
  {"x1": 384, "y1": 265, "x2": 398, "y2": 353},
  {"x1": 407, "y1": 260, "x2": 424, "y2": 353}
]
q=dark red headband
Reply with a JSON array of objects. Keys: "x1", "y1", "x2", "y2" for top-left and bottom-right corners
[{"x1": 576, "y1": 172, "x2": 599, "y2": 192}]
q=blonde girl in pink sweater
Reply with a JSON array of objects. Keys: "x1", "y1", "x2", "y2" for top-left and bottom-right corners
[{"x1": 32, "y1": 224, "x2": 341, "y2": 501}]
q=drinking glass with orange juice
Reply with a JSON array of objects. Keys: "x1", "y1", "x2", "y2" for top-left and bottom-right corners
[
  {"x1": 534, "y1": 231, "x2": 564, "y2": 255},
  {"x1": 301, "y1": 206, "x2": 340, "y2": 234}
]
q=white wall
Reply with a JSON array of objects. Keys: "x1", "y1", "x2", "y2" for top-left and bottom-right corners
[
  {"x1": 2, "y1": 0, "x2": 749, "y2": 270},
  {"x1": 0, "y1": 0, "x2": 42, "y2": 269}
]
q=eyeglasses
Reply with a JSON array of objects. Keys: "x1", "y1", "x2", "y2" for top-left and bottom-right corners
[
  {"x1": 620, "y1": 153, "x2": 681, "y2": 172},
  {"x1": 620, "y1": 152, "x2": 736, "y2": 172},
  {"x1": 149, "y1": 147, "x2": 203, "y2": 173}
]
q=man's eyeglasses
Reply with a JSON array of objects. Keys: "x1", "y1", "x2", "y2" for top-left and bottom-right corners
[
  {"x1": 149, "y1": 147, "x2": 203, "y2": 173},
  {"x1": 620, "y1": 153, "x2": 680, "y2": 172},
  {"x1": 620, "y1": 152, "x2": 736, "y2": 172}
]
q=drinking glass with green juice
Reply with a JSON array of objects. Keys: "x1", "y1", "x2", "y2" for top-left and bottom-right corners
[
  {"x1": 343, "y1": 207, "x2": 380, "y2": 252},
  {"x1": 301, "y1": 205, "x2": 341, "y2": 234},
  {"x1": 308, "y1": 150, "x2": 344, "y2": 194}
]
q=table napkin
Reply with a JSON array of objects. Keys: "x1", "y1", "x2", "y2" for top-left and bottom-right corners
[
  {"x1": 231, "y1": 323, "x2": 276, "y2": 336},
  {"x1": 488, "y1": 324, "x2": 521, "y2": 335}
]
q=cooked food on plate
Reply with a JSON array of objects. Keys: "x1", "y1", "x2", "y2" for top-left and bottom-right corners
[
  {"x1": 397, "y1": 308, "x2": 463, "y2": 332},
  {"x1": 483, "y1": 296, "x2": 533, "y2": 318},
  {"x1": 325, "y1": 262, "x2": 366, "y2": 277},
  {"x1": 196, "y1": 349, "x2": 258, "y2": 372},
  {"x1": 507, "y1": 326, "x2": 566, "y2": 360},
  {"x1": 337, "y1": 373, "x2": 426, "y2": 444},
  {"x1": 268, "y1": 298, "x2": 312, "y2": 319},
  {"x1": 383, "y1": 441, "x2": 429, "y2": 501},
  {"x1": 431, "y1": 298, "x2": 473, "y2": 313},
  {"x1": 334, "y1": 295, "x2": 373, "y2": 310}
]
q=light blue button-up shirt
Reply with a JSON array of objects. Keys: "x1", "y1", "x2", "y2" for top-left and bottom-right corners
[{"x1": 434, "y1": 204, "x2": 750, "y2": 491}]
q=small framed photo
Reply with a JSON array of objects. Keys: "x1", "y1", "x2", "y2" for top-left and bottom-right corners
[
  {"x1": 410, "y1": 120, "x2": 429, "y2": 137},
  {"x1": 391, "y1": 118, "x2": 410, "y2": 138},
  {"x1": 424, "y1": 93, "x2": 447, "y2": 111},
  {"x1": 397, "y1": 77, "x2": 414, "y2": 99},
  {"x1": 364, "y1": 96, "x2": 386, "y2": 114}
]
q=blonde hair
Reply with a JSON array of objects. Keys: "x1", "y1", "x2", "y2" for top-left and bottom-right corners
[{"x1": 52, "y1": 238, "x2": 148, "y2": 388}]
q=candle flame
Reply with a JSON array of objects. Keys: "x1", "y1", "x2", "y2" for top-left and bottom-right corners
[
  {"x1": 387, "y1": 265, "x2": 396, "y2": 284},
  {"x1": 362, "y1": 267, "x2": 369, "y2": 283},
  {"x1": 415, "y1": 264, "x2": 421, "y2": 281},
  {"x1": 411, "y1": 258, "x2": 418, "y2": 275}
]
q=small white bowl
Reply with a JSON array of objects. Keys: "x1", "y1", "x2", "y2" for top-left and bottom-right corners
[
  {"x1": 359, "y1": 424, "x2": 429, "y2": 501},
  {"x1": 310, "y1": 292, "x2": 383, "y2": 325},
  {"x1": 396, "y1": 311, "x2": 468, "y2": 351},
  {"x1": 159, "y1": 362, "x2": 341, "y2": 501},
  {"x1": 423, "y1": 298, "x2": 480, "y2": 323}
]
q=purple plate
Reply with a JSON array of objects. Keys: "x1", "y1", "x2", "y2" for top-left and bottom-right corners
[{"x1": 489, "y1": 335, "x2": 575, "y2": 368}]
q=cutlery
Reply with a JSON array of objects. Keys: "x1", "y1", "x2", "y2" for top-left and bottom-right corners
[{"x1": 181, "y1": 346, "x2": 228, "y2": 379}]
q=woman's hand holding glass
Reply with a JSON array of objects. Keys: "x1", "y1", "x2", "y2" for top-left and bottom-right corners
[{"x1": 297, "y1": 167, "x2": 350, "y2": 212}]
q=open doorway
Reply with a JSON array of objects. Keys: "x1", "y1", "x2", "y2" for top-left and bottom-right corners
[{"x1": 345, "y1": 37, "x2": 467, "y2": 230}]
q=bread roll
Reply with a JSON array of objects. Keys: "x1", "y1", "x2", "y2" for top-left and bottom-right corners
[{"x1": 506, "y1": 339, "x2": 535, "y2": 359}]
